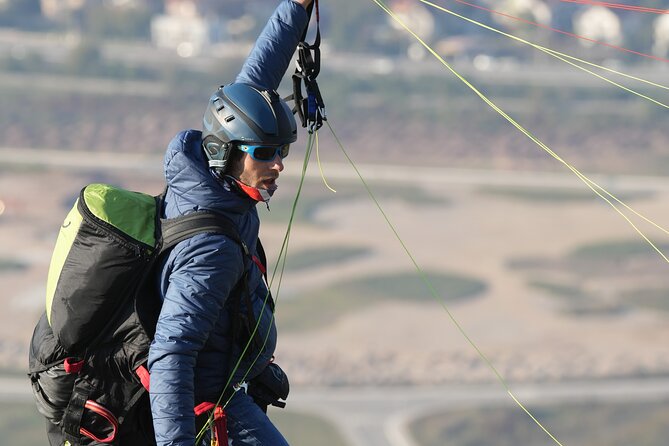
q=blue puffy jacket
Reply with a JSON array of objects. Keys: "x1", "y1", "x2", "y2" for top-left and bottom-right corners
[{"x1": 148, "y1": 2, "x2": 308, "y2": 445}]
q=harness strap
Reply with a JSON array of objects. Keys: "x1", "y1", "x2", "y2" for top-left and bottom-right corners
[
  {"x1": 64, "y1": 357, "x2": 84, "y2": 374},
  {"x1": 194, "y1": 402, "x2": 228, "y2": 446},
  {"x1": 79, "y1": 400, "x2": 118, "y2": 444},
  {"x1": 135, "y1": 365, "x2": 151, "y2": 391},
  {"x1": 62, "y1": 385, "x2": 89, "y2": 444}
]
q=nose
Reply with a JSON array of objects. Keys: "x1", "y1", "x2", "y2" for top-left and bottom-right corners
[{"x1": 271, "y1": 153, "x2": 284, "y2": 172}]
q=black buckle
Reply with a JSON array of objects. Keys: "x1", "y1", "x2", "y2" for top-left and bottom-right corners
[
  {"x1": 292, "y1": 43, "x2": 326, "y2": 133},
  {"x1": 291, "y1": 1, "x2": 326, "y2": 134}
]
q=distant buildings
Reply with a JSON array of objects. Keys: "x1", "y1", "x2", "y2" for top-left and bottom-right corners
[
  {"x1": 150, "y1": 0, "x2": 214, "y2": 57},
  {"x1": 491, "y1": 0, "x2": 553, "y2": 27},
  {"x1": 28, "y1": 0, "x2": 669, "y2": 60},
  {"x1": 150, "y1": 0, "x2": 258, "y2": 57},
  {"x1": 654, "y1": 14, "x2": 669, "y2": 57},
  {"x1": 573, "y1": 5, "x2": 622, "y2": 47},
  {"x1": 387, "y1": 0, "x2": 435, "y2": 60},
  {"x1": 40, "y1": 0, "x2": 86, "y2": 21}
]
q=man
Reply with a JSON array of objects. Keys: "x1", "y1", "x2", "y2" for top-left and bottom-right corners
[{"x1": 148, "y1": 1, "x2": 313, "y2": 445}]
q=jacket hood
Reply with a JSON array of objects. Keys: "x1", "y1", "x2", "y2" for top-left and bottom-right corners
[{"x1": 163, "y1": 130, "x2": 255, "y2": 217}]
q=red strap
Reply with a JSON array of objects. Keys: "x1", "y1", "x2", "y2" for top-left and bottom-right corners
[
  {"x1": 135, "y1": 365, "x2": 151, "y2": 391},
  {"x1": 194, "y1": 401, "x2": 216, "y2": 416},
  {"x1": 252, "y1": 255, "x2": 266, "y2": 274},
  {"x1": 212, "y1": 407, "x2": 227, "y2": 446},
  {"x1": 234, "y1": 179, "x2": 271, "y2": 202},
  {"x1": 80, "y1": 400, "x2": 118, "y2": 444},
  {"x1": 63, "y1": 357, "x2": 84, "y2": 374},
  {"x1": 194, "y1": 402, "x2": 228, "y2": 446}
]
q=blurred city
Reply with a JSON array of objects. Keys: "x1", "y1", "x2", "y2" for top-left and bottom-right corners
[{"x1": 1, "y1": 0, "x2": 668, "y2": 445}]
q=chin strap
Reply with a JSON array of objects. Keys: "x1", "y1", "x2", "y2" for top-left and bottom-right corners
[
  {"x1": 233, "y1": 179, "x2": 272, "y2": 203},
  {"x1": 289, "y1": 0, "x2": 326, "y2": 134}
]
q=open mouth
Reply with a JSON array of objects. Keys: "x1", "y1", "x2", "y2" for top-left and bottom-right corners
[{"x1": 263, "y1": 178, "x2": 278, "y2": 190}]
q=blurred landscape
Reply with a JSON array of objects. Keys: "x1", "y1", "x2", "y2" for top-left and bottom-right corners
[{"x1": 1, "y1": 0, "x2": 668, "y2": 445}]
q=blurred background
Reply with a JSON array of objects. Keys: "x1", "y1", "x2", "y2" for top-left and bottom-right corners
[{"x1": 1, "y1": 0, "x2": 668, "y2": 445}]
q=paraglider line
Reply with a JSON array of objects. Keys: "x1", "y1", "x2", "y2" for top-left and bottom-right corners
[
  {"x1": 449, "y1": 0, "x2": 669, "y2": 63},
  {"x1": 559, "y1": 0, "x2": 669, "y2": 15}
]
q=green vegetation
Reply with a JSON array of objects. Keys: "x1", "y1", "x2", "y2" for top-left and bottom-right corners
[
  {"x1": 621, "y1": 288, "x2": 669, "y2": 313},
  {"x1": 0, "y1": 0, "x2": 667, "y2": 177},
  {"x1": 284, "y1": 246, "x2": 370, "y2": 271},
  {"x1": 1, "y1": 52, "x2": 666, "y2": 175},
  {"x1": 528, "y1": 280, "x2": 586, "y2": 301},
  {"x1": 515, "y1": 238, "x2": 669, "y2": 316},
  {"x1": 271, "y1": 409, "x2": 349, "y2": 446},
  {"x1": 0, "y1": 404, "x2": 49, "y2": 446},
  {"x1": 476, "y1": 186, "x2": 654, "y2": 203},
  {"x1": 0, "y1": 258, "x2": 28, "y2": 273},
  {"x1": 566, "y1": 239, "x2": 669, "y2": 276},
  {"x1": 410, "y1": 400, "x2": 669, "y2": 446},
  {"x1": 277, "y1": 271, "x2": 486, "y2": 332},
  {"x1": 529, "y1": 279, "x2": 627, "y2": 316},
  {"x1": 80, "y1": 4, "x2": 154, "y2": 40},
  {"x1": 341, "y1": 271, "x2": 486, "y2": 302},
  {"x1": 570, "y1": 240, "x2": 669, "y2": 261},
  {"x1": 0, "y1": 403, "x2": 349, "y2": 446}
]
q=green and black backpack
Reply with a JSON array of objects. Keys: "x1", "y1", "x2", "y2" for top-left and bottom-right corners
[{"x1": 28, "y1": 183, "x2": 257, "y2": 446}]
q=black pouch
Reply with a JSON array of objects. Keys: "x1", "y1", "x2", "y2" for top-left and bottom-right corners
[
  {"x1": 28, "y1": 313, "x2": 73, "y2": 425},
  {"x1": 247, "y1": 362, "x2": 290, "y2": 413}
]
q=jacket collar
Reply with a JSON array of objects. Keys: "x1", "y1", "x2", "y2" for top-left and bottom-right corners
[{"x1": 164, "y1": 130, "x2": 256, "y2": 217}]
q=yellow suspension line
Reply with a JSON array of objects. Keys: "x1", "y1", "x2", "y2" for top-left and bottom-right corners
[
  {"x1": 418, "y1": 0, "x2": 669, "y2": 106},
  {"x1": 370, "y1": 0, "x2": 669, "y2": 263},
  {"x1": 326, "y1": 118, "x2": 566, "y2": 446},
  {"x1": 316, "y1": 130, "x2": 337, "y2": 192}
]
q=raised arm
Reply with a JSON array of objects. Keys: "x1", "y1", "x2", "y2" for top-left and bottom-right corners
[{"x1": 235, "y1": 0, "x2": 312, "y2": 91}]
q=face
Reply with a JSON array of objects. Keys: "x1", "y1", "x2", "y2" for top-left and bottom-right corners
[{"x1": 230, "y1": 151, "x2": 284, "y2": 195}]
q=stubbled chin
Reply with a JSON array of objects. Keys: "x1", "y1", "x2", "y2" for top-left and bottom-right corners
[{"x1": 264, "y1": 181, "x2": 278, "y2": 196}]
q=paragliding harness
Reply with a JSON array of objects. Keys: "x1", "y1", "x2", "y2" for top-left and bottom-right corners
[
  {"x1": 290, "y1": 0, "x2": 326, "y2": 134},
  {"x1": 28, "y1": 184, "x2": 288, "y2": 446}
]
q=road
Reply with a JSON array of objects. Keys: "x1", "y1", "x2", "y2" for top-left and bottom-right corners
[
  {"x1": 5, "y1": 376, "x2": 669, "y2": 446},
  {"x1": 3, "y1": 146, "x2": 669, "y2": 194},
  {"x1": 288, "y1": 379, "x2": 669, "y2": 446}
]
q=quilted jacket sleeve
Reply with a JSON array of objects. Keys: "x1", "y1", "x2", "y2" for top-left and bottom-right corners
[
  {"x1": 235, "y1": 0, "x2": 310, "y2": 90},
  {"x1": 148, "y1": 234, "x2": 244, "y2": 446}
]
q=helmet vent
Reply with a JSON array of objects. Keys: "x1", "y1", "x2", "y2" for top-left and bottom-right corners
[{"x1": 202, "y1": 83, "x2": 297, "y2": 148}]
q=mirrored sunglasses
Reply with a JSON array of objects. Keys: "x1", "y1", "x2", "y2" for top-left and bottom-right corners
[{"x1": 239, "y1": 144, "x2": 290, "y2": 162}]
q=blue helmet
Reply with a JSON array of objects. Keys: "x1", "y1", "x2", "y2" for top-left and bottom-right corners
[{"x1": 202, "y1": 83, "x2": 297, "y2": 173}]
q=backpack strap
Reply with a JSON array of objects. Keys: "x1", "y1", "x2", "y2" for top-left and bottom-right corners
[{"x1": 159, "y1": 211, "x2": 249, "y2": 257}]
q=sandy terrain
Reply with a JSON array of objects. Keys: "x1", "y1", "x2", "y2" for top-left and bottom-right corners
[
  {"x1": 270, "y1": 171, "x2": 669, "y2": 385},
  {"x1": 2, "y1": 165, "x2": 669, "y2": 387}
]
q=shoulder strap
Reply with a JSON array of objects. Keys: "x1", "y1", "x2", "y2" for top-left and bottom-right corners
[{"x1": 159, "y1": 211, "x2": 249, "y2": 257}]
